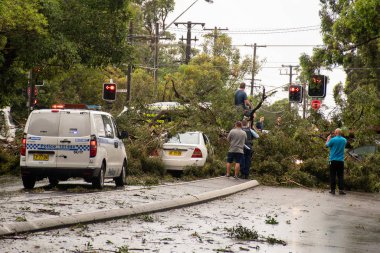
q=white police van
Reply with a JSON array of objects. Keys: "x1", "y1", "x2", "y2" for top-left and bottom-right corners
[{"x1": 20, "y1": 104, "x2": 128, "y2": 189}]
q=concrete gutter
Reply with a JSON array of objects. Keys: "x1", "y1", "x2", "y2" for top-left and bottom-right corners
[{"x1": 0, "y1": 180, "x2": 259, "y2": 236}]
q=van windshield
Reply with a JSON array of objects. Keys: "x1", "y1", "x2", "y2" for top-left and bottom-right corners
[{"x1": 27, "y1": 112, "x2": 60, "y2": 136}]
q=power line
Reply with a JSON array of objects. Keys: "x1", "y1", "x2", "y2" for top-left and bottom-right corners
[
  {"x1": 167, "y1": 26, "x2": 320, "y2": 35},
  {"x1": 168, "y1": 25, "x2": 320, "y2": 32},
  {"x1": 234, "y1": 44, "x2": 323, "y2": 47}
]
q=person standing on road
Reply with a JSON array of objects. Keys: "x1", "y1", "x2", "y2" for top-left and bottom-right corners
[
  {"x1": 235, "y1": 82, "x2": 252, "y2": 116},
  {"x1": 326, "y1": 128, "x2": 347, "y2": 195},
  {"x1": 241, "y1": 120, "x2": 259, "y2": 179},
  {"x1": 226, "y1": 121, "x2": 247, "y2": 179}
]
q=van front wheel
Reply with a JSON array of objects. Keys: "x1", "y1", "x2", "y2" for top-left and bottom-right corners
[
  {"x1": 92, "y1": 164, "x2": 105, "y2": 189},
  {"x1": 22, "y1": 175, "x2": 36, "y2": 189}
]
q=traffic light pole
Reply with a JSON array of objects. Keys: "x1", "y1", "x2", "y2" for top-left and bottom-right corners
[
  {"x1": 281, "y1": 64, "x2": 299, "y2": 109},
  {"x1": 302, "y1": 82, "x2": 307, "y2": 119},
  {"x1": 126, "y1": 21, "x2": 133, "y2": 104}
]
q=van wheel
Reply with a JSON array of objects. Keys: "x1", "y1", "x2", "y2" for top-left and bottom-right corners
[
  {"x1": 22, "y1": 175, "x2": 36, "y2": 189},
  {"x1": 115, "y1": 161, "x2": 127, "y2": 187},
  {"x1": 48, "y1": 177, "x2": 59, "y2": 187},
  {"x1": 92, "y1": 163, "x2": 105, "y2": 189}
]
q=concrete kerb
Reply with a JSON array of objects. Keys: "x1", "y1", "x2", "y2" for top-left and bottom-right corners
[{"x1": 0, "y1": 179, "x2": 259, "y2": 236}]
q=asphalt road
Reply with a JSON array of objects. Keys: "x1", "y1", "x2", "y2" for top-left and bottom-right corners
[{"x1": 0, "y1": 177, "x2": 379, "y2": 253}]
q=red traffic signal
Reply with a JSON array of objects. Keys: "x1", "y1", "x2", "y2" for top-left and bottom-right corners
[
  {"x1": 102, "y1": 83, "x2": 117, "y2": 101},
  {"x1": 289, "y1": 85, "x2": 303, "y2": 103},
  {"x1": 311, "y1": 100, "x2": 321, "y2": 110},
  {"x1": 308, "y1": 75, "x2": 327, "y2": 98}
]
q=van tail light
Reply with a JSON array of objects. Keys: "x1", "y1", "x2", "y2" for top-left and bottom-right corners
[
  {"x1": 191, "y1": 148, "x2": 203, "y2": 158},
  {"x1": 21, "y1": 135, "x2": 27, "y2": 156},
  {"x1": 90, "y1": 135, "x2": 97, "y2": 157}
]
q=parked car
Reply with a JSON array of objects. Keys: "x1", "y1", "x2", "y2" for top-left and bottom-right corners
[
  {"x1": 348, "y1": 144, "x2": 378, "y2": 161},
  {"x1": 160, "y1": 131, "x2": 212, "y2": 171},
  {"x1": 20, "y1": 104, "x2": 128, "y2": 189}
]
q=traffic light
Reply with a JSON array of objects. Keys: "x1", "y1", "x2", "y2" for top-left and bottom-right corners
[
  {"x1": 308, "y1": 75, "x2": 327, "y2": 98},
  {"x1": 102, "y1": 83, "x2": 117, "y2": 101},
  {"x1": 289, "y1": 85, "x2": 303, "y2": 103}
]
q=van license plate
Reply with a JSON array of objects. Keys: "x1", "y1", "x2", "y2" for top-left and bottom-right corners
[
  {"x1": 169, "y1": 150, "x2": 181, "y2": 156},
  {"x1": 33, "y1": 154, "x2": 49, "y2": 161}
]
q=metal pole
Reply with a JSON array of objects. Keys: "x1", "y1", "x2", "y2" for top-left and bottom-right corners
[
  {"x1": 126, "y1": 21, "x2": 133, "y2": 103},
  {"x1": 302, "y1": 82, "x2": 307, "y2": 119},
  {"x1": 165, "y1": 0, "x2": 199, "y2": 31},
  {"x1": 251, "y1": 43, "x2": 257, "y2": 96},
  {"x1": 154, "y1": 22, "x2": 159, "y2": 97}
]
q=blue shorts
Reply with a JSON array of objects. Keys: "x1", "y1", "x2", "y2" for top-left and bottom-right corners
[{"x1": 226, "y1": 152, "x2": 243, "y2": 164}]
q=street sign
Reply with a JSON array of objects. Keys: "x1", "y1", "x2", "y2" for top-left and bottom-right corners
[
  {"x1": 116, "y1": 89, "x2": 128, "y2": 93},
  {"x1": 311, "y1": 100, "x2": 321, "y2": 110}
]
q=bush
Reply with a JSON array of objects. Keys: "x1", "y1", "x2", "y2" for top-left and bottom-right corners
[
  {"x1": 300, "y1": 157, "x2": 329, "y2": 183},
  {"x1": 345, "y1": 154, "x2": 380, "y2": 192},
  {"x1": 140, "y1": 156, "x2": 166, "y2": 176},
  {"x1": 256, "y1": 160, "x2": 284, "y2": 176},
  {"x1": 0, "y1": 146, "x2": 20, "y2": 175},
  {"x1": 284, "y1": 168, "x2": 317, "y2": 188}
]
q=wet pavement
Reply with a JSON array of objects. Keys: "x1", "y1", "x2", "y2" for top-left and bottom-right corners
[{"x1": 0, "y1": 177, "x2": 379, "y2": 253}]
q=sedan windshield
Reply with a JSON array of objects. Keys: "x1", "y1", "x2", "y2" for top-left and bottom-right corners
[{"x1": 167, "y1": 132, "x2": 199, "y2": 144}]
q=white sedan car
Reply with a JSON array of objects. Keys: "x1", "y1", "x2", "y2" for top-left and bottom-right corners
[{"x1": 161, "y1": 131, "x2": 212, "y2": 171}]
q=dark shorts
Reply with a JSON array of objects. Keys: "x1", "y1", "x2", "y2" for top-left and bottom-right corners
[{"x1": 227, "y1": 152, "x2": 243, "y2": 163}]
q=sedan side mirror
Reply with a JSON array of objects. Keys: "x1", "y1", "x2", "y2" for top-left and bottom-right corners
[{"x1": 119, "y1": 131, "x2": 128, "y2": 139}]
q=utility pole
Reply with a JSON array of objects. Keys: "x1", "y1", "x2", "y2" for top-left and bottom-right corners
[
  {"x1": 203, "y1": 26, "x2": 228, "y2": 55},
  {"x1": 243, "y1": 43, "x2": 266, "y2": 96},
  {"x1": 281, "y1": 65, "x2": 299, "y2": 86},
  {"x1": 126, "y1": 21, "x2": 133, "y2": 103},
  {"x1": 154, "y1": 22, "x2": 159, "y2": 87},
  {"x1": 175, "y1": 21, "x2": 205, "y2": 64}
]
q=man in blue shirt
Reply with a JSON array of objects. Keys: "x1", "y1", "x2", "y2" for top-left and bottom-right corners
[
  {"x1": 235, "y1": 82, "x2": 252, "y2": 110},
  {"x1": 326, "y1": 128, "x2": 347, "y2": 195}
]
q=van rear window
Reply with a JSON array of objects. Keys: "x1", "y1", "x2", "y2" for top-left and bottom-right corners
[
  {"x1": 27, "y1": 112, "x2": 60, "y2": 136},
  {"x1": 59, "y1": 112, "x2": 90, "y2": 137}
]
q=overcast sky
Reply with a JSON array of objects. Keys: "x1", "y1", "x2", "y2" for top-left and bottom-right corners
[{"x1": 166, "y1": 0, "x2": 346, "y2": 115}]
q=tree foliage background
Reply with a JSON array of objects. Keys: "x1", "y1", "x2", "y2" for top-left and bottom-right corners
[{"x1": 0, "y1": 0, "x2": 379, "y2": 191}]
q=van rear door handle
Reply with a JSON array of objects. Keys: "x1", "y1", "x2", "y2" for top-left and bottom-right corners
[{"x1": 60, "y1": 139, "x2": 71, "y2": 143}]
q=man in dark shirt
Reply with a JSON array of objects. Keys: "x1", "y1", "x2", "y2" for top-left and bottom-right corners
[
  {"x1": 255, "y1": 116, "x2": 264, "y2": 132},
  {"x1": 235, "y1": 82, "x2": 252, "y2": 110},
  {"x1": 241, "y1": 120, "x2": 259, "y2": 179}
]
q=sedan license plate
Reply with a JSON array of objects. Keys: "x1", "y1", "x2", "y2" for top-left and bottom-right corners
[
  {"x1": 33, "y1": 154, "x2": 49, "y2": 161},
  {"x1": 169, "y1": 150, "x2": 181, "y2": 156}
]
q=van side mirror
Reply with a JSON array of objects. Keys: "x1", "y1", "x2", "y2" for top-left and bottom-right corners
[{"x1": 119, "y1": 131, "x2": 128, "y2": 139}]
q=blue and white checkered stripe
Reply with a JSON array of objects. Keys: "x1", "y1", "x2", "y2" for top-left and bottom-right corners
[{"x1": 26, "y1": 144, "x2": 90, "y2": 151}]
